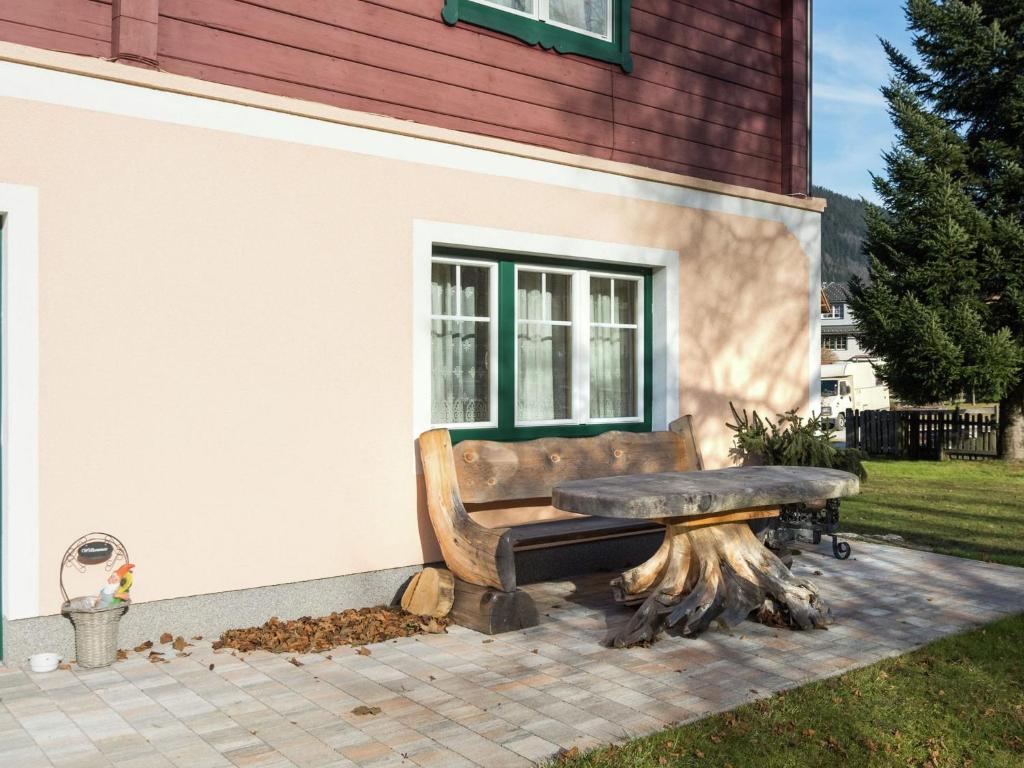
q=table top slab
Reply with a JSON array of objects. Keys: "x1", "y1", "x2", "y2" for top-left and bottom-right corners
[{"x1": 552, "y1": 465, "x2": 860, "y2": 520}]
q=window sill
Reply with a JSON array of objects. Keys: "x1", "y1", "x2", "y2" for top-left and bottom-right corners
[{"x1": 441, "y1": 0, "x2": 634, "y2": 72}]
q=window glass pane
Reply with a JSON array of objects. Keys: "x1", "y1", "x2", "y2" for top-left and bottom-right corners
[
  {"x1": 518, "y1": 270, "x2": 572, "y2": 322},
  {"x1": 615, "y1": 280, "x2": 638, "y2": 325},
  {"x1": 548, "y1": 0, "x2": 609, "y2": 37},
  {"x1": 487, "y1": 0, "x2": 535, "y2": 14},
  {"x1": 431, "y1": 319, "x2": 490, "y2": 424},
  {"x1": 548, "y1": 272, "x2": 572, "y2": 322},
  {"x1": 517, "y1": 270, "x2": 543, "y2": 320},
  {"x1": 590, "y1": 326, "x2": 637, "y2": 418},
  {"x1": 518, "y1": 323, "x2": 572, "y2": 421},
  {"x1": 460, "y1": 265, "x2": 490, "y2": 318},
  {"x1": 431, "y1": 263, "x2": 457, "y2": 316},
  {"x1": 590, "y1": 277, "x2": 612, "y2": 324}
]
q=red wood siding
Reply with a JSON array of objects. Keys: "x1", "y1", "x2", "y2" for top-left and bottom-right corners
[
  {"x1": 0, "y1": 0, "x2": 810, "y2": 195},
  {"x1": 0, "y1": 0, "x2": 111, "y2": 57}
]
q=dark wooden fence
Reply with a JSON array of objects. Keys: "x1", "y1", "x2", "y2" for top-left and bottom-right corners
[{"x1": 844, "y1": 409, "x2": 1000, "y2": 460}]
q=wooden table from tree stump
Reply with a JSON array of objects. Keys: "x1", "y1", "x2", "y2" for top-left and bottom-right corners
[{"x1": 553, "y1": 466, "x2": 860, "y2": 647}]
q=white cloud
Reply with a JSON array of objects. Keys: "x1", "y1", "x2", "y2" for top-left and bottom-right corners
[
  {"x1": 815, "y1": 83, "x2": 886, "y2": 107},
  {"x1": 814, "y1": 30, "x2": 892, "y2": 83}
]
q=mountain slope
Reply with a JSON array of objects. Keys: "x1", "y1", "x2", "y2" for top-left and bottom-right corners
[{"x1": 812, "y1": 184, "x2": 870, "y2": 284}]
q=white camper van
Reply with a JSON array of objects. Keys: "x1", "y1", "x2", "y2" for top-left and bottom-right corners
[{"x1": 820, "y1": 358, "x2": 890, "y2": 429}]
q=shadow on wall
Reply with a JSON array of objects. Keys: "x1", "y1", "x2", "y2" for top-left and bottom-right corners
[{"x1": 682, "y1": 214, "x2": 812, "y2": 466}]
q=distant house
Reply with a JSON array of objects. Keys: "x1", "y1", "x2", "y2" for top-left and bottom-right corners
[{"x1": 821, "y1": 282, "x2": 869, "y2": 360}]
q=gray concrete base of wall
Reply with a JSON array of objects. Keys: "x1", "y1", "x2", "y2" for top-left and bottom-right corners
[{"x1": 2, "y1": 533, "x2": 661, "y2": 664}]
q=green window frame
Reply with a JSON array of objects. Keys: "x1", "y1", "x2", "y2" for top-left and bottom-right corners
[
  {"x1": 432, "y1": 249, "x2": 653, "y2": 443},
  {"x1": 441, "y1": 0, "x2": 633, "y2": 72}
]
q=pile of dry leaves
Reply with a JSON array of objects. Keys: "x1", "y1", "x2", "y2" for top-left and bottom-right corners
[{"x1": 212, "y1": 606, "x2": 448, "y2": 654}]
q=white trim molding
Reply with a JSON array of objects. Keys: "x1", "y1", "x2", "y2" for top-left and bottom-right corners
[
  {"x1": 413, "y1": 221, "x2": 680, "y2": 437},
  {"x1": 0, "y1": 183, "x2": 40, "y2": 622}
]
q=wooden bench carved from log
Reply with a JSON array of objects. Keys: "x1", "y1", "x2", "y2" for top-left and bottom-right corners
[{"x1": 417, "y1": 417, "x2": 709, "y2": 634}]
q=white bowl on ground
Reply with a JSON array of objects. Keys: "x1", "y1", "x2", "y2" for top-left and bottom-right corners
[{"x1": 29, "y1": 652, "x2": 61, "y2": 673}]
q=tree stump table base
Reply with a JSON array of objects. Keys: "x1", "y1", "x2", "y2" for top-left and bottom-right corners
[{"x1": 607, "y1": 521, "x2": 832, "y2": 648}]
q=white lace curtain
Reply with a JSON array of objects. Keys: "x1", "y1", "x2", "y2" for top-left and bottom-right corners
[
  {"x1": 431, "y1": 264, "x2": 490, "y2": 424},
  {"x1": 431, "y1": 262, "x2": 638, "y2": 426},
  {"x1": 517, "y1": 272, "x2": 571, "y2": 422}
]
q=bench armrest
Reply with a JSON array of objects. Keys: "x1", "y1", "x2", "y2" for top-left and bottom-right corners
[{"x1": 419, "y1": 429, "x2": 517, "y2": 592}]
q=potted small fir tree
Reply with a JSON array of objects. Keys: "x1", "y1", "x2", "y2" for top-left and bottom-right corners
[{"x1": 727, "y1": 404, "x2": 867, "y2": 559}]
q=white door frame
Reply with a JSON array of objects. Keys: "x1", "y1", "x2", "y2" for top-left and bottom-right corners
[{"x1": 0, "y1": 183, "x2": 40, "y2": 629}]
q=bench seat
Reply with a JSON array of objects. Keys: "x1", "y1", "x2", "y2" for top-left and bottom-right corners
[
  {"x1": 506, "y1": 517, "x2": 661, "y2": 549},
  {"x1": 417, "y1": 417, "x2": 707, "y2": 633}
]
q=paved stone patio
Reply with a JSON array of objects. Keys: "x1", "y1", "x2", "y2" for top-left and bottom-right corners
[{"x1": 2, "y1": 540, "x2": 1022, "y2": 768}]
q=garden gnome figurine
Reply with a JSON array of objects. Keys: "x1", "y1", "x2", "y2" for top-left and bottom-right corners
[{"x1": 98, "y1": 563, "x2": 134, "y2": 607}]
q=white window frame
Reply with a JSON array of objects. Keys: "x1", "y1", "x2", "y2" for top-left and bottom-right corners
[
  {"x1": 474, "y1": 0, "x2": 614, "y2": 42},
  {"x1": 429, "y1": 256, "x2": 500, "y2": 430},
  {"x1": 511, "y1": 264, "x2": 644, "y2": 428},
  {"x1": 822, "y1": 303, "x2": 845, "y2": 320},
  {"x1": 586, "y1": 271, "x2": 645, "y2": 424},
  {"x1": 413, "y1": 221, "x2": 680, "y2": 440},
  {"x1": 823, "y1": 334, "x2": 848, "y2": 351},
  {"x1": 514, "y1": 264, "x2": 579, "y2": 427}
]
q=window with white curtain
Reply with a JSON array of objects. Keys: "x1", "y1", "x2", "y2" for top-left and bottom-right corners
[
  {"x1": 430, "y1": 258, "x2": 498, "y2": 427},
  {"x1": 431, "y1": 253, "x2": 647, "y2": 436}
]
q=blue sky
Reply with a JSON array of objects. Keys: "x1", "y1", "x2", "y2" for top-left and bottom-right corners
[{"x1": 812, "y1": 1, "x2": 915, "y2": 202}]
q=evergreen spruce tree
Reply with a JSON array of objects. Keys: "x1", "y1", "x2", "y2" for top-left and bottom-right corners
[{"x1": 850, "y1": 0, "x2": 1024, "y2": 459}]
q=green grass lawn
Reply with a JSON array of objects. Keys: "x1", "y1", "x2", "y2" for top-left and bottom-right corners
[
  {"x1": 553, "y1": 614, "x2": 1024, "y2": 768},
  {"x1": 551, "y1": 459, "x2": 1024, "y2": 767},
  {"x1": 841, "y1": 459, "x2": 1024, "y2": 567}
]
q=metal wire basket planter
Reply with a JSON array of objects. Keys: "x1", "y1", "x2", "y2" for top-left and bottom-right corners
[
  {"x1": 59, "y1": 532, "x2": 131, "y2": 668},
  {"x1": 61, "y1": 601, "x2": 129, "y2": 668}
]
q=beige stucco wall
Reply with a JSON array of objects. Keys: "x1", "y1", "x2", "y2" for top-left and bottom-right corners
[{"x1": 0, "y1": 81, "x2": 814, "y2": 616}]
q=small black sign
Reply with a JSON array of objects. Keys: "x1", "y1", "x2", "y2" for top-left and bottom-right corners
[{"x1": 77, "y1": 541, "x2": 114, "y2": 565}]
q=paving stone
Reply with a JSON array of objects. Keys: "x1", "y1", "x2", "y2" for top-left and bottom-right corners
[{"x1": 1, "y1": 542, "x2": 1022, "y2": 766}]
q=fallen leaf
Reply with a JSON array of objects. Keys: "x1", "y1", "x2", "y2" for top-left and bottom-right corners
[
  {"x1": 482, "y1": 639, "x2": 494, "y2": 644},
  {"x1": 288, "y1": 657, "x2": 303, "y2": 667},
  {"x1": 556, "y1": 746, "x2": 580, "y2": 762},
  {"x1": 159, "y1": 632, "x2": 173, "y2": 644},
  {"x1": 531, "y1": 649, "x2": 539, "y2": 654},
  {"x1": 211, "y1": 606, "x2": 449, "y2": 654},
  {"x1": 172, "y1": 636, "x2": 188, "y2": 652},
  {"x1": 709, "y1": 734, "x2": 722, "y2": 743},
  {"x1": 192, "y1": 635, "x2": 203, "y2": 641},
  {"x1": 57, "y1": 663, "x2": 72, "y2": 671},
  {"x1": 355, "y1": 647, "x2": 371, "y2": 657},
  {"x1": 694, "y1": 748, "x2": 704, "y2": 758},
  {"x1": 984, "y1": 708, "x2": 996, "y2": 717},
  {"x1": 116, "y1": 649, "x2": 128, "y2": 661},
  {"x1": 208, "y1": 663, "x2": 215, "y2": 671},
  {"x1": 351, "y1": 705, "x2": 381, "y2": 716},
  {"x1": 659, "y1": 757, "x2": 667, "y2": 766},
  {"x1": 134, "y1": 640, "x2": 153, "y2": 652},
  {"x1": 148, "y1": 650, "x2": 164, "y2": 659}
]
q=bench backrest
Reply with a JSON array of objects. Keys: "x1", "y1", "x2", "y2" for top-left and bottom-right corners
[{"x1": 452, "y1": 416, "x2": 704, "y2": 505}]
